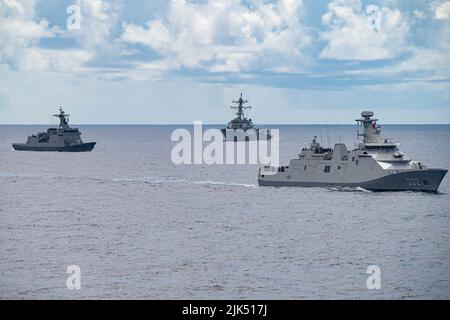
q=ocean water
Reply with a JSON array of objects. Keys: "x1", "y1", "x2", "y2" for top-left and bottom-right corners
[{"x1": 0, "y1": 124, "x2": 449, "y2": 299}]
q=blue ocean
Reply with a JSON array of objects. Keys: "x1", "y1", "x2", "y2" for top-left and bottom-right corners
[{"x1": 1, "y1": 124, "x2": 449, "y2": 299}]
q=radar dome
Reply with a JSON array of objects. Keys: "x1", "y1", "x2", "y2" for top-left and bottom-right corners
[{"x1": 361, "y1": 111, "x2": 374, "y2": 118}]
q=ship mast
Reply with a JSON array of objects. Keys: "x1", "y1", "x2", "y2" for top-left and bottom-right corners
[
  {"x1": 53, "y1": 106, "x2": 70, "y2": 130},
  {"x1": 231, "y1": 93, "x2": 251, "y2": 120},
  {"x1": 355, "y1": 111, "x2": 381, "y2": 144}
]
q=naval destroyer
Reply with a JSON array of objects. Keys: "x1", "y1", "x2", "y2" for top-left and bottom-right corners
[
  {"x1": 12, "y1": 107, "x2": 96, "y2": 152},
  {"x1": 258, "y1": 111, "x2": 447, "y2": 192},
  {"x1": 221, "y1": 93, "x2": 271, "y2": 141}
]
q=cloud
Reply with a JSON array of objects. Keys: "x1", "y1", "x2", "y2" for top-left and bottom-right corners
[
  {"x1": 119, "y1": 0, "x2": 310, "y2": 73},
  {"x1": 435, "y1": 1, "x2": 450, "y2": 20},
  {"x1": 0, "y1": 0, "x2": 59, "y2": 70},
  {"x1": 0, "y1": 0, "x2": 448, "y2": 87},
  {"x1": 320, "y1": 0, "x2": 409, "y2": 61},
  {"x1": 15, "y1": 48, "x2": 93, "y2": 72},
  {"x1": 413, "y1": 9, "x2": 426, "y2": 20},
  {"x1": 0, "y1": 0, "x2": 118, "y2": 73},
  {"x1": 333, "y1": 1, "x2": 449, "y2": 84},
  {"x1": 121, "y1": 20, "x2": 174, "y2": 52},
  {"x1": 0, "y1": 1, "x2": 449, "y2": 124},
  {"x1": 66, "y1": 0, "x2": 118, "y2": 48},
  {"x1": 344, "y1": 47, "x2": 450, "y2": 82},
  {"x1": 2, "y1": 0, "x2": 26, "y2": 14}
]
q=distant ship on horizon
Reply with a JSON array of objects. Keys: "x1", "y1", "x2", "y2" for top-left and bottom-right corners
[
  {"x1": 12, "y1": 107, "x2": 96, "y2": 152},
  {"x1": 221, "y1": 93, "x2": 271, "y2": 141}
]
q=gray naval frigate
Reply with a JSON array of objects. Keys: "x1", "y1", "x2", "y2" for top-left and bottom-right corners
[
  {"x1": 258, "y1": 111, "x2": 447, "y2": 192},
  {"x1": 12, "y1": 107, "x2": 96, "y2": 152},
  {"x1": 221, "y1": 93, "x2": 271, "y2": 141}
]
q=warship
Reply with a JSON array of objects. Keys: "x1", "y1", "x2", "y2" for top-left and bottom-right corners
[
  {"x1": 12, "y1": 107, "x2": 96, "y2": 152},
  {"x1": 258, "y1": 111, "x2": 447, "y2": 192},
  {"x1": 221, "y1": 93, "x2": 271, "y2": 141}
]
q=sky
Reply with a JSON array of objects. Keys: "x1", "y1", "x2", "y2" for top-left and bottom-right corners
[{"x1": 0, "y1": 0, "x2": 449, "y2": 124}]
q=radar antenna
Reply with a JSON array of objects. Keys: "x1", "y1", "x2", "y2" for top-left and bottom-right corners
[
  {"x1": 230, "y1": 93, "x2": 251, "y2": 120},
  {"x1": 53, "y1": 106, "x2": 70, "y2": 130}
]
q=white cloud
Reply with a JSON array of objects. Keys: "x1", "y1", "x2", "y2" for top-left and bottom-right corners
[
  {"x1": 344, "y1": 47, "x2": 450, "y2": 81},
  {"x1": 435, "y1": 1, "x2": 450, "y2": 20},
  {"x1": 119, "y1": 0, "x2": 310, "y2": 72},
  {"x1": 66, "y1": 0, "x2": 118, "y2": 48},
  {"x1": 1, "y1": 0, "x2": 26, "y2": 14},
  {"x1": 0, "y1": 0, "x2": 60, "y2": 70},
  {"x1": 16, "y1": 48, "x2": 93, "y2": 72},
  {"x1": 320, "y1": 0, "x2": 409, "y2": 60},
  {"x1": 0, "y1": 0, "x2": 119, "y2": 73},
  {"x1": 121, "y1": 20, "x2": 174, "y2": 52},
  {"x1": 413, "y1": 9, "x2": 426, "y2": 20}
]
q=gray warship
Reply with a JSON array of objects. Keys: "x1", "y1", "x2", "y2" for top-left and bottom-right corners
[
  {"x1": 12, "y1": 107, "x2": 96, "y2": 152},
  {"x1": 258, "y1": 111, "x2": 447, "y2": 192},
  {"x1": 221, "y1": 93, "x2": 271, "y2": 141}
]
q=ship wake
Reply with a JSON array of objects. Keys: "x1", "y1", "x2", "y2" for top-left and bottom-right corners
[{"x1": 327, "y1": 186, "x2": 372, "y2": 193}]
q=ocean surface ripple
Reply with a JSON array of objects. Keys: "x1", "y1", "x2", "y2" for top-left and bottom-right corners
[{"x1": 1, "y1": 125, "x2": 449, "y2": 299}]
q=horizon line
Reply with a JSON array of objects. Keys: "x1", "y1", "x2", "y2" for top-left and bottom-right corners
[{"x1": 1, "y1": 123, "x2": 450, "y2": 126}]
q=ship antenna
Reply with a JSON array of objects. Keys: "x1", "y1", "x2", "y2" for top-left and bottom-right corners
[
  {"x1": 231, "y1": 93, "x2": 251, "y2": 120},
  {"x1": 356, "y1": 121, "x2": 359, "y2": 140},
  {"x1": 326, "y1": 129, "x2": 330, "y2": 148},
  {"x1": 53, "y1": 106, "x2": 70, "y2": 129}
]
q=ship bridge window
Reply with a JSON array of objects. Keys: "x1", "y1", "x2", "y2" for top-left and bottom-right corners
[
  {"x1": 324, "y1": 165, "x2": 331, "y2": 173},
  {"x1": 364, "y1": 145, "x2": 397, "y2": 150}
]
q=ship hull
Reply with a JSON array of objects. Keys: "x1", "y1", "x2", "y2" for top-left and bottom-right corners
[
  {"x1": 12, "y1": 142, "x2": 96, "y2": 152},
  {"x1": 258, "y1": 169, "x2": 448, "y2": 192}
]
